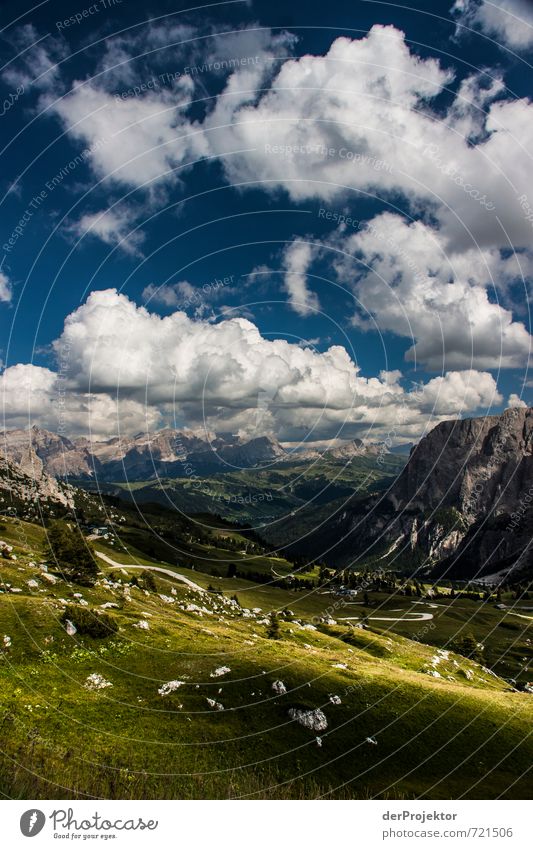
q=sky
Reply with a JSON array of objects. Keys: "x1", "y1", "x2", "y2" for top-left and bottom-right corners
[{"x1": 1, "y1": 0, "x2": 533, "y2": 446}]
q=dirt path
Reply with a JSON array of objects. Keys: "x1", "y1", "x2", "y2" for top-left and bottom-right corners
[
  {"x1": 95, "y1": 550, "x2": 205, "y2": 593},
  {"x1": 338, "y1": 611, "x2": 434, "y2": 623}
]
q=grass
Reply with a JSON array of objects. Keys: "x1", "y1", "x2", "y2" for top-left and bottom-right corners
[{"x1": 0, "y1": 516, "x2": 532, "y2": 800}]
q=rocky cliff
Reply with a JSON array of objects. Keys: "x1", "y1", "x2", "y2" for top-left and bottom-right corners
[
  {"x1": 0, "y1": 454, "x2": 75, "y2": 516},
  {"x1": 299, "y1": 407, "x2": 533, "y2": 582}
]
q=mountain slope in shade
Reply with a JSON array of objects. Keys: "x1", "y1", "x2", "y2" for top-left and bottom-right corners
[{"x1": 294, "y1": 408, "x2": 533, "y2": 582}]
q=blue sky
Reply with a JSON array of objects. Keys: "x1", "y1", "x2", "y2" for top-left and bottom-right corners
[{"x1": 1, "y1": 0, "x2": 533, "y2": 444}]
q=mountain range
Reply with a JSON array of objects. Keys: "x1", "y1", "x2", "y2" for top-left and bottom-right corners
[
  {"x1": 2, "y1": 409, "x2": 533, "y2": 584},
  {"x1": 0, "y1": 426, "x2": 388, "y2": 482}
]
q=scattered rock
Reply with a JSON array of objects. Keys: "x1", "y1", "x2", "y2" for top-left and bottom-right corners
[
  {"x1": 158, "y1": 680, "x2": 185, "y2": 696},
  {"x1": 210, "y1": 666, "x2": 231, "y2": 678},
  {"x1": 84, "y1": 673, "x2": 112, "y2": 691},
  {"x1": 288, "y1": 707, "x2": 328, "y2": 732}
]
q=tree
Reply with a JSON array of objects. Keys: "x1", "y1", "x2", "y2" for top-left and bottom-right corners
[
  {"x1": 45, "y1": 520, "x2": 98, "y2": 586},
  {"x1": 227, "y1": 562, "x2": 237, "y2": 579},
  {"x1": 452, "y1": 632, "x2": 485, "y2": 664},
  {"x1": 135, "y1": 570, "x2": 157, "y2": 592},
  {"x1": 266, "y1": 611, "x2": 281, "y2": 640}
]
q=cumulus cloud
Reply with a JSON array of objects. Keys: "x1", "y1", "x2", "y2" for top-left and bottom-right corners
[
  {"x1": 0, "y1": 270, "x2": 12, "y2": 303},
  {"x1": 0, "y1": 289, "x2": 485, "y2": 441},
  {"x1": 0, "y1": 290, "x2": 502, "y2": 441},
  {"x1": 452, "y1": 0, "x2": 533, "y2": 50},
  {"x1": 209, "y1": 25, "x2": 533, "y2": 251},
  {"x1": 31, "y1": 21, "x2": 533, "y2": 255},
  {"x1": 507, "y1": 392, "x2": 527, "y2": 407},
  {"x1": 0, "y1": 362, "x2": 160, "y2": 438},
  {"x1": 44, "y1": 27, "x2": 294, "y2": 193},
  {"x1": 282, "y1": 241, "x2": 320, "y2": 316},
  {"x1": 327, "y1": 212, "x2": 533, "y2": 370}
]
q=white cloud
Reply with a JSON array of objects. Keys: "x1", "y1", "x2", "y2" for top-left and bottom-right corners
[
  {"x1": 0, "y1": 288, "x2": 493, "y2": 441},
  {"x1": 282, "y1": 241, "x2": 320, "y2": 316},
  {"x1": 33, "y1": 22, "x2": 533, "y2": 255},
  {"x1": 68, "y1": 207, "x2": 145, "y2": 256},
  {"x1": 507, "y1": 392, "x2": 527, "y2": 407},
  {"x1": 328, "y1": 212, "x2": 533, "y2": 370},
  {"x1": 44, "y1": 27, "x2": 294, "y2": 193},
  {"x1": 419, "y1": 370, "x2": 502, "y2": 414},
  {"x1": 0, "y1": 270, "x2": 12, "y2": 303},
  {"x1": 0, "y1": 362, "x2": 160, "y2": 438},
  {"x1": 452, "y1": 0, "x2": 533, "y2": 50},
  {"x1": 0, "y1": 290, "x2": 502, "y2": 441},
  {"x1": 209, "y1": 25, "x2": 533, "y2": 252}
]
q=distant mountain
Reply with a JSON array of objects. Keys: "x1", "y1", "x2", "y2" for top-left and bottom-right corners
[
  {"x1": 324, "y1": 438, "x2": 387, "y2": 460},
  {"x1": 296, "y1": 408, "x2": 533, "y2": 583},
  {"x1": 0, "y1": 426, "x2": 288, "y2": 482},
  {"x1": 1, "y1": 425, "x2": 96, "y2": 479}
]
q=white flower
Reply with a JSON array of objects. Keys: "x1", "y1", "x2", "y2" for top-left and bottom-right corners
[
  {"x1": 135, "y1": 620, "x2": 150, "y2": 630},
  {"x1": 272, "y1": 680, "x2": 287, "y2": 695},
  {"x1": 329, "y1": 695, "x2": 342, "y2": 705},
  {"x1": 206, "y1": 698, "x2": 224, "y2": 711},
  {"x1": 3, "y1": 635, "x2": 12, "y2": 648}
]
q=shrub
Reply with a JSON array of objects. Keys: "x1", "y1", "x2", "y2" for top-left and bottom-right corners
[
  {"x1": 132, "y1": 570, "x2": 157, "y2": 592},
  {"x1": 62, "y1": 604, "x2": 118, "y2": 638},
  {"x1": 452, "y1": 632, "x2": 485, "y2": 663},
  {"x1": 45, "y1": 520, "x2": 98, "y2": 586},
  {"x1": 266, "y1": 611, "x2": 281, "y2": 640}
]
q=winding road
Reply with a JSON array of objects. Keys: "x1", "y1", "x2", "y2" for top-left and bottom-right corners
[
  {"x1": 96, "y1": 551, "x2": 204, "y2": 593},
  {"x1": 339, "y1": 611, "x2": 434, "y2": 623}
]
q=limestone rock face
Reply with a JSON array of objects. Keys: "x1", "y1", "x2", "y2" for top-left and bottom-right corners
[
  {"x1": 390, "y1": 407, "x2": 533, "y2": 518},
  {"x1": 0, "y1": 455, "x2": 74, "y2": 510},
  {"x1": 1, "y1": 427, "x2": 287, "y2": 481},
  {"x1": 299, "y1": 408, "x2": 533, "y2": 582},
  {"x1": 1, "y1": 426, "x2": 96, "y2": 479}
]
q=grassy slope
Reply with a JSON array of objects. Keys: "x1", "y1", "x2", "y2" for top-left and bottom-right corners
[{"x1": 0, "y1": 518, "x2": 532, "y2": 800}]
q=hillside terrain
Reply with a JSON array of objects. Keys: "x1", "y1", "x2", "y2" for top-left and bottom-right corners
[
  {"x1": 0, "y1": 411, "x2": 532, "y2": 799},
  {"x1": 0, "y1": 515, "x2": 531, "y2": 800}
]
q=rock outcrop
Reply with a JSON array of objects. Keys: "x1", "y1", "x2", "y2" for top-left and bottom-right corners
[{"x1": 298, "y1": 408, "x2": 533, "y2": 582}]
